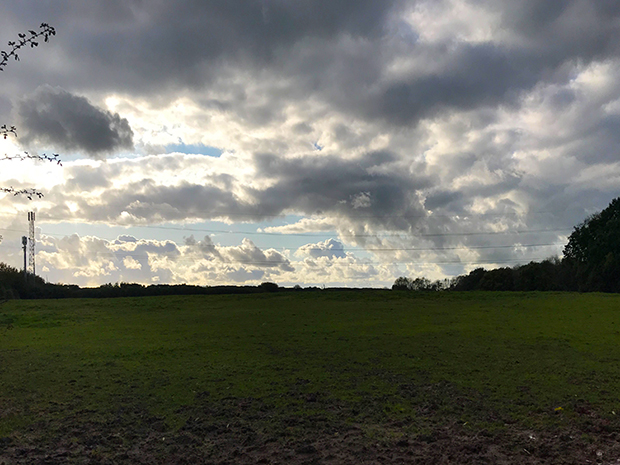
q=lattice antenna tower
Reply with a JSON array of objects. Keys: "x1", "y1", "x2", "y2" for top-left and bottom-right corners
[{"x1": 28, "y1": 211, "x2": 35, "y2": 276}]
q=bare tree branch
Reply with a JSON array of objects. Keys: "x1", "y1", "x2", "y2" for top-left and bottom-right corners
[
  {"x1": 0, "y1": 187, "x2": 44, "y2": 200},
  {"x1": 0, "y1": 124, "x2": 17, "y2": 139},
  {"x1": 0, "y1": 23, "x2": 58, "y2": 198},
  {"x1": 1, "y1": 152, "x2": 61, "y2": 165},
  {"x1": 0, "y1": 23, "x2": 56, "y2": 72}
]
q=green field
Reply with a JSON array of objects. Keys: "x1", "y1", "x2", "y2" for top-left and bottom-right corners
[{"x1": 1, "y1": 291, "x2": 619, "y2": 463}]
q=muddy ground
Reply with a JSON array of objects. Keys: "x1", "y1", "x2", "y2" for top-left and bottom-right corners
[{"x1": 1, "y1": 393, "x2": 620, "y2": 465}]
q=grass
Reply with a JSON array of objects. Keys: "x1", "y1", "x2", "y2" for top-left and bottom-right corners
[{"x1": 1, "y1": 291, "x2": 620, "y2": 438}]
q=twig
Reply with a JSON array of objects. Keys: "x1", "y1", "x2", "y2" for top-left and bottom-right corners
[
  {"x1": 0, "y1": 124, "x2": 16, "y2": 139},
  {"x1": 1, "y1": 152, "x2": 62, "y2": 165},
  {"x1": 0, "y1": 187, "x2": 44, "y2": 199},
  {"x1": 0, "y1": 23, "x2": 56, "y2": 72}
]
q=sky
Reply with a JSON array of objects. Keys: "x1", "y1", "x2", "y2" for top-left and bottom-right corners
[{"x1": 0, "y1": 0, "x2": 619, "y2": 288}]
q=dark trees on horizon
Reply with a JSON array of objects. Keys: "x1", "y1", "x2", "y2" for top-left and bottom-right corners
[{"x1": 395, "y1": 197, "x2": 620, "y2": 293}]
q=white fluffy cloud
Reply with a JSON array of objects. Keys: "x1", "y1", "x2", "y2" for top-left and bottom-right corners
[{"x1": 4, "y1": 233, "x2": 392, "y2": 288}]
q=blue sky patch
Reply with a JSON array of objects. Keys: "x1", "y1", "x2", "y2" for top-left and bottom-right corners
[{"x1": 165, "y1": 142, "x2": 223, "y2": 157}]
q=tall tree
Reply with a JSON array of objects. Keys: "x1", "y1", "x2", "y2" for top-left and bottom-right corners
[
  {"x1": 563, "y1": 197, "x2": 620, "y2": 292},
  {"x1": 0, "y1": 23, "x2": 59, "y2": 200}
]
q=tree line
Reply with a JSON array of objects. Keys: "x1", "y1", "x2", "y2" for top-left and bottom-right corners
[
  {"x1": 393, "y1": 257, "x2": 570, "y2": 292},
  {"x1": 394, "y1": 197, "x2": 620, "y2": 293},
  {"x1": 0, "y1": 268, "x2": 287, "y2": 300}
]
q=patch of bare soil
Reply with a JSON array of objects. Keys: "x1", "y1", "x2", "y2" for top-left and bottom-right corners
[{"x1": 1, "y1": 395, "x2": 619, "y2": 464}]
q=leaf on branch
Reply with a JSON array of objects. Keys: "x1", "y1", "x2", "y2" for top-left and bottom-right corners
[
  {"x1": 0, "y1": 124, "x2": 17, "y2": 139},
  {"x1": 0, "y1": 23, "x2": 55, "y2": 72}
]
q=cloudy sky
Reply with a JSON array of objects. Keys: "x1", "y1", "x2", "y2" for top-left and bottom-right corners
[{"x1": 0, "y1": 0, "x2": 619, "y2": 288}]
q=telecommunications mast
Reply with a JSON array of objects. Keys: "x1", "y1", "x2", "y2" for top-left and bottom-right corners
[{"x1": 28, "y1": 211, "x2": 35, "y2": 276}]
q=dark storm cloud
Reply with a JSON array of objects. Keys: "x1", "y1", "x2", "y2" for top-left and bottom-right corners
[
  {"x1": 44, "y1": 179, "x2": 249, "y2": 223},
  {"x1": 252, "y1": 151, "x2": 431, "y2": 229},
  {"x1": 361, "y1": 0, "x2": 620, "y2": 125},
  {"x1": 365, "y1": 42, "x2": 553, "y2": 125},
  {"x1": 5, "y1": 0, "x2": 620, "y2": 128},
  {"x1": 424, "y1": 190, "x2": 463, "y2": 211},
  {"x1": 498, "y1": 0, "x2": 620, "y2": 60},
  {"x1": 16, "y1": 86, "x2": 134, "y2": 157},
  {"x1": 4, "y1": 0, "x2": 400, "y2": 93}
]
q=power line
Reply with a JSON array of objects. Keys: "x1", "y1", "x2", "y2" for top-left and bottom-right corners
[
  {"x1": 5, "y1": 205, "x2": 583, "y2": 225},
  {"x1": 87, "y1": 242, "x2": 566, "y2": 252},
  {"x1": 52, "y1": 251, "x2": 553, "y2": 267},
  {"x1": 7, "y1": 222, "x2": 571, "y2": 238},
  {"x1": 0, "y1": 224, "x2": 567, "y2": 254},
  {"x1": 0, "y1": 230, "x2": 564, "y2": 253},
  {"x1": 343, "y1": 243, "x2": 564, "y2": 252},
  {"x1": 11, "y1": 206, "x2": 589, "y2": 221}
]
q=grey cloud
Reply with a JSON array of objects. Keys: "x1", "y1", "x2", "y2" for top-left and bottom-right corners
[
  {"x1": 226, "y1": 268, "x2": 265, "y2": 283},
  {"x1": 424, "y1": 190, "x2": 463, "y2": 211},
  {"x1": 223, "y1": 239, "x2": 294, "y2": 272},
  {"x1": 41, "y1": 174, "x2": 251, "y2": 223},
  {"x1": 16, "y1": 86, "x2": 133, "y2": 157},
  {"x1": 64, "y1": 165, "x2": 112, "y2": 192},
  {"x1": 97, "y1": 180, "x2": 249, "y2": 223},
  {"x1": 569, "y1": 117, "x2": 620, "y2": 164},
  {"x1": 292, "y1": 122, "x2": 313, "y2": 135},
  {"x1": 0, "y1": 95, "x2": 12, "y2": 122},
  {"x1": 367, "y1": 44, "x2": 537, "y2": 125},
  {"x1": 39, "y1": 150, "x2": 431, "y2": 231},
  {"x1": 498, "y1": 1, "x2": 620, "y2": 61},
  {"x1": 116, "y1": 235, "x2": 138, "y2": 243},
  {"x1": 252, "y1": 151, "x2": 430, "y2": 229},
  {"x1": 303, "y1": 1, "x2": 620, "y2": 126},
  {"x1": 184, "y1": 235, "x2": 222, "y2": 260},
  {"x1": 6, "y1": 0, "x2": 400, "y2": 94},
  {"x1": 133, "y1": 240, "x2": 180, "y2": 259}
]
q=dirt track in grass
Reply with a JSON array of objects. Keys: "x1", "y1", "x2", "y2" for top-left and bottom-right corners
[{"x1": 2, "y1": 396, "x2": 619, "y2": 465}]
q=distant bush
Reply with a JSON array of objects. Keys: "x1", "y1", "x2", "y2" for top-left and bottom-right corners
[
  {"x1": 392, "y1": 277, "x2": 411, "y2": 291},
  {"x1": 259, "y1": 282, "x2": 279, "y2": 292},
  {"x1": 392, "y1": 276, "x2": 449, "y2": 291}
]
